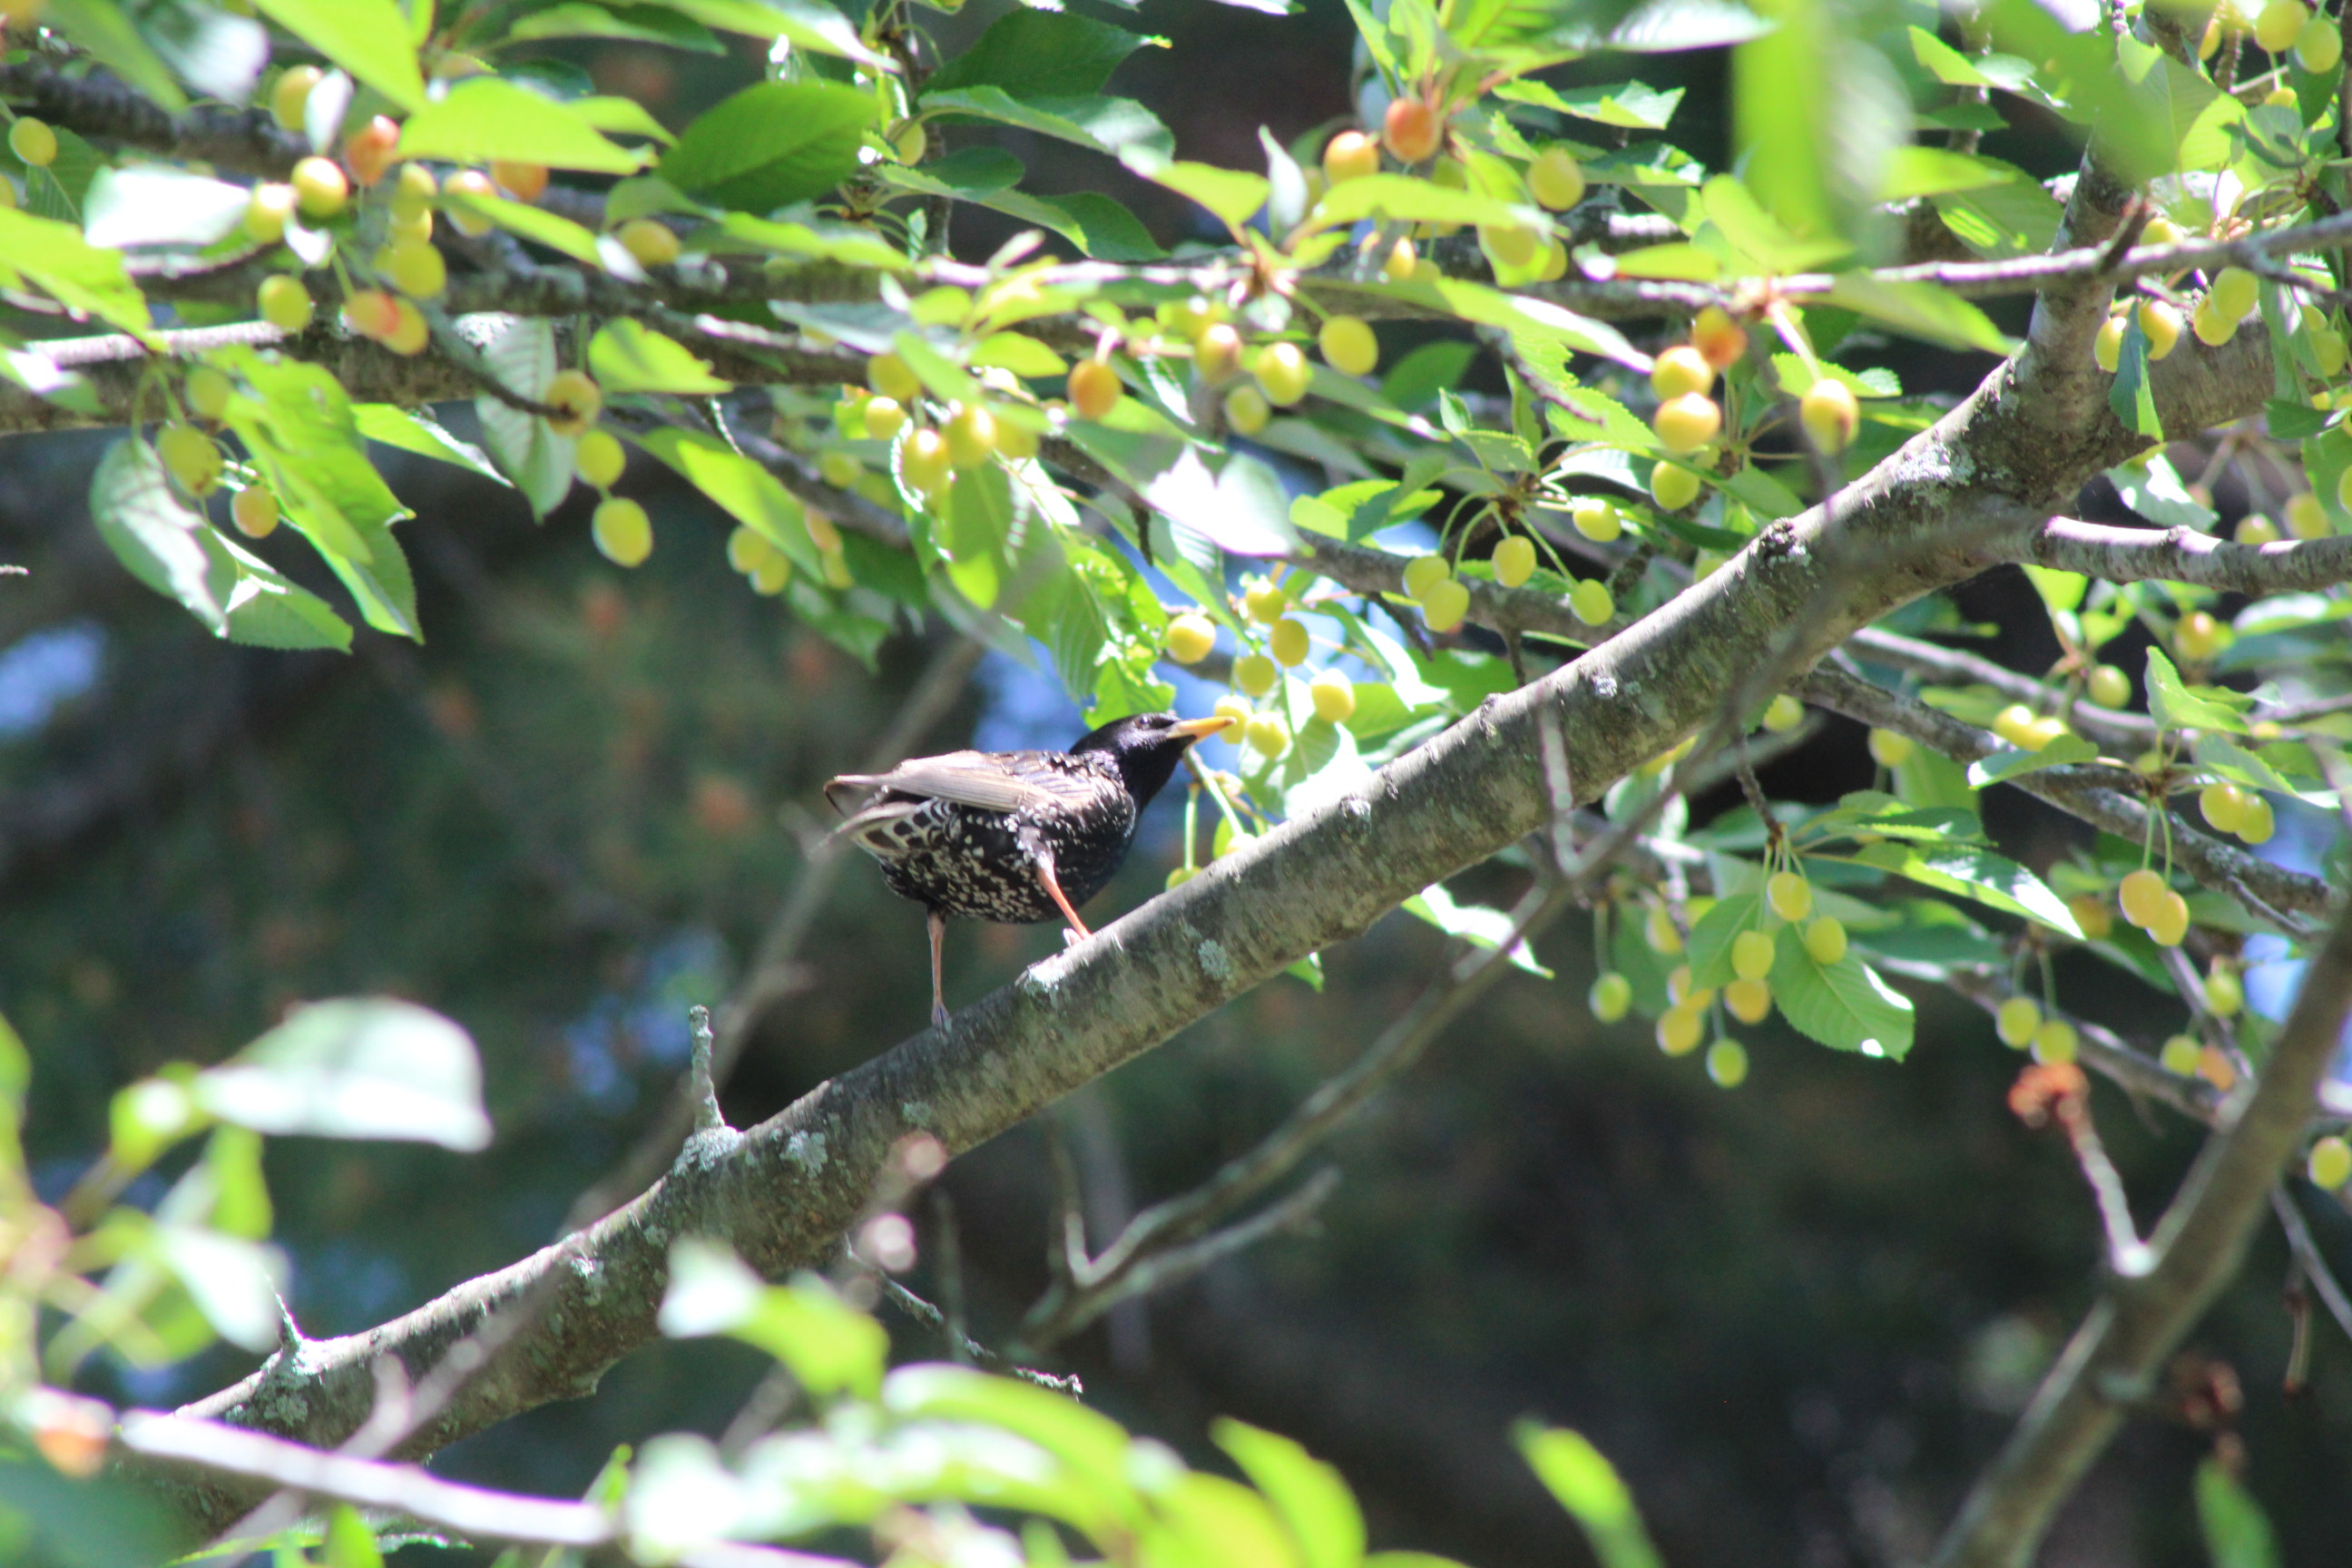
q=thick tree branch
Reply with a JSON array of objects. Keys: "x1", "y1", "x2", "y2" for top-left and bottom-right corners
[
  {"x1": 1930, "y1": 897, "x2": 2352, "y2": 1568},
  {"x1": 0, "y1": 63, "x2": 305, "y2": 177},
  {"x1": 2022, "y1": 515, "x2": 2352, "y2": 593}
]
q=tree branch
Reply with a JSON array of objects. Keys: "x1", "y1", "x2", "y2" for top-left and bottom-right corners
[
  {"x1": 1931, "y1": 897, "x2": 2352, "y2": 1568},
  {"x1": 1798, "y1": 666, "x2": 2334, "y2": 931},
  {"x1": 2022, "y1": 515, "x2": 2352, "y2": 594},
  {"x1": 117, "y1": 1410, "x2": 847, "y2": 1567}
]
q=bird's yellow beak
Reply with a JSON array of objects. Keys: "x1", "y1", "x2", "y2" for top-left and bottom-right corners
[{"x1": 1172, "y1": 715, "x2": 1235, "y2": 740}]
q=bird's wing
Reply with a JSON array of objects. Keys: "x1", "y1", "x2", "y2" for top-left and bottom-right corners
[{"x1": 826, "y1": 751, "x2": 1059, "y2": 815}]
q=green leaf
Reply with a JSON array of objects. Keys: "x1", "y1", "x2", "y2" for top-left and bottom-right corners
[
  {"x1": 0, "y1": 207, "x2": 154, "y2": 340},
  {"x1": 926, "y1": 88, "x2": 1173, "y2": 160},
  {"x1": 470, "y1": 317, "x2": 577, "y2": 519},
  {"x1": 1515, "y1": 1424, "x2": 1662, "y2": 1568},
  {"x1": 1730, "y1": 0, "x2": 1836, "y2": 246},
  {"x1": 1879, "y1": 147, "x2": 2019, "y2": 201},
  {"x1": 702, "y1": 210, "x2": 912, "y2": 269},
  {"x1": 438, "y1": 182, "x2": 604, "y2": 262},
  {"x1": 397, "y1": 78, "x2": 643, "y2": 172},
  {"x1": 1932, "y1": 179, "x2": 2062, "y2": 259},
  {"x1": 1602, "y1": 0, "x2": 1775, "y2": 50},
  {"x1": 1122, "y1": 152, "x2": 1269, "y2": 226},
  {"x1": 152, "y1": 1223, "x2": 286, "y2": 1352},
  {"x1": 1769, "y1": 938, "x2": 1916, "y2": 1059},
  {"x1": 940, "y1": 462, "x2": 1017, "y2": 610},
  {"x1": 1431, "y1": 278, "x2": 1651, "y2": 373},
  {"x1": 1308, "y1": 172, "x2": 1548, "y2": 232},
  {"x1": 83, "y1": 165, "x2": 250, "y2": 249},
  {"x1": 2144, "y1": 646, "x2": 2250, "y2": 734},
  {"x1": 2107, "y1": 325, "x2": 2162, "y2": 438},
  {"x1": 1403, "y1": 883, "x2": 1550, "y2": 975},
  {"x1": 649, "y1": 0, "x2": 893, "y2": 68},
  {"x1": 1966, "y1": 733, "x2": 2100, "y2": 785},
  {"x1": 883, "y1": 1364, "x2": 1140, "y2": 1526},
  {"x1": 926, "y1": 8, "x2": 1154, "y2": 96},
  {"x1": 1213, "y1": 1420, "x2": 1365, "y2": 1568},
  {"x1": 970, "y1": 331, "x2": 1068, "y2": 379},
  {"x1": 588, "y1": 319, "x2": 731, "y2": 394},
  {"x1": 659, "y1": 1240, "x2": 887, "y2": 1398},
  {"x1": 1493, "y1": 78, "x2": 1681, "y2": 129},
  {"x1": 89, "y1": 436, "x2": 230, "y2": 635},
  {"x1": 1844, "y1": 841, "x2": 2082, "y2": 936},
  {"x1": 508, "y1": 3, "x2": 726, "y2": 49},
  {"x1": 2195, "y1": 1458, "x2": 2281, "y2": 1568},
  {"x1": 325, "y1": 1505, "x2": 384, "y2": 1568},
  {"x1": 194, "y1": 997, "x2": 492, "y2": 1149},
  {"x1": 251, "y1": 0, "x2": 425, "y2": 110},
  {"x1": 43, "y1": 0, "x2": 189, "y2": 113},
  {"x1": 1822, "y1": 272, "x2": 2015, "y2": 355},
  {"x1": 2106, "y1": 454, "x2": 2214, "y2": 530},
  {"x1": 352, "y1": 404, "x2": 507, "y2": 483},
  {"x1": 636, "y1": 426, "x2": 820, "y2": 572},
  {"x1": 1143, "y1": 449, "x2": 1298, "y2": 557},
  {"x1": 1684, "y1": 892, "x2": 1764, "y2": 989},
  {"x1": 659, "y1": 81, "x2": 873, "y2": 211}
]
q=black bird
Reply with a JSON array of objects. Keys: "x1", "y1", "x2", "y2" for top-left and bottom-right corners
[{"x1": 825, "y1": 711, "x2": 1233, "y2": 1026}]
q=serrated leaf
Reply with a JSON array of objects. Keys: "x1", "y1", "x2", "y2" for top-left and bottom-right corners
[
  {"x1": 656, "y1": 0, "x2": 892, "y2": 66},
  {"x1": 1823, "y1": 272, "x2": 2015, "y2": 355},
  {"x1": 194, "y1": 997, "x2": 491, "y2": 1149},
  {"x1": 659, "y1": 81, "x2": 873, "y2": 211},
  {"x1": 470, "y1": 318, "x2": 576, "y2": 520},
  {"x1": 397, "y1": 78, "x2": 644, "y2": 172},
  {"x1": 1494, "y1": 78, "x2": 1682, "y2": 129},
  {"x1": 1143, "y1": 449, "x2": 1297, "y2": 556},
  {"x1": 1685, "y1": 891, "x2": 1764, "y2": 990},
  {"x1": 251, "y1": 0, "x2": 424, "y2": 110},
  {"x1": 1769, "y1": 938, "x2": 1916, "y2": 1059},
  {"x1": 1120, "y1": 152, "x2": 1265, "y2": 225},
  {"x1": 926, "y1": 9, "x2": 1154, "y2": 96},
  {"x1": 352, "y1": 404, "x2": 506, "y2": 483},
  {"x1": 1403, "y1": 883, "x2": 1550, "y2": 975},
  {"x1": 0, "y1": 207, "x2": 154, "y2": 340},
  {"x1": 44, "y1": 0, "x2": 189, "y2": 112},
  {"x1": 2144, "y1": 646, "x2": 2250, "y2": 734},
  {"x1": 211, "y1": 348, "x2": 418, "y2": 637},
  {"x1": 588, "y1": 319, "x2": 731, "y2": 394},
  {"x1": 1307, "y1": 172, "x2": 1549, "y2": 232},
  {"x1": 636, "y1": 426, "x2": 819, "y2": 572},
  {"x1": 928, "y1": 88, "x2": 1173, "y2": 160},
  {"x1": 1843, "y1": 841, "x2": 2081, "y2": 936},
  {"x1": 439, "y1": 183, "x2": 604, "y2": 262},
  {"x1": 1515, "y1": 1424, "x2": 1663, "y2": 1568},
  {"x1": 510, "y1": 3, "x2": 725, "y2": 50},
  {"x1": 2106, "y1": 454, "x2": 2215, "y2": 529},
  {"x1": 1965, "y1": 733, "x2": 2100, "y2": 785}
]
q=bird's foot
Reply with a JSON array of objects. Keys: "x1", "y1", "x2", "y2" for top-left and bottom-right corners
[
  {"x1": 932, "y1": 1001, "x2": 950, "y2": 1030},
  {"x1": 1062, "y1": 927, "x2": 1081, "y2": 948}
]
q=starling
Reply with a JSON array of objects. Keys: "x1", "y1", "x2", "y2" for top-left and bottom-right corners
[{"x1": 825, "y1": 711, "x2": 1233, "y2": 1026}]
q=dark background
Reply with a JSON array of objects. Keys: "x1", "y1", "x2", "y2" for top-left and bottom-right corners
[{"x1": 5, "y1": 3, "x2": 2351, "y2": 1563}]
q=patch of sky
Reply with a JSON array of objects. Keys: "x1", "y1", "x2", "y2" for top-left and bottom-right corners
[{"x1": 0, "y1": 620, "x2": 103, "y2": 737}]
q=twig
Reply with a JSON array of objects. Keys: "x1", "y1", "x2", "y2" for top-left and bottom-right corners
[
  {"x1": 118, "y1": 1410, "x2": 848, "y2": 1567},
  {"x1": 2270, "y1": 1185, "x2": 2352, "y2": 1344},
  {"x1": 1798, "y1": 665, "x2": 2333, "y2": 929},
  {"x1": 1931, "y1": 897, "x2": 2352, "y2": 1568}
]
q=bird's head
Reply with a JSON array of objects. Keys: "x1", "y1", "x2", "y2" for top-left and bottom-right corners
[{"x1": 1070, "y1": 711, "x2": 1233, "y2": 806}]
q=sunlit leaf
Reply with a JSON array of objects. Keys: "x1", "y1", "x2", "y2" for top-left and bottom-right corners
[{"x1": 193, "y1": 997, "x2": 492, "y2": 1150}]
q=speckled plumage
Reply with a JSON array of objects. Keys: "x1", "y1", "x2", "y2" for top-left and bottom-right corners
[{"x1": 825, "y1": 711, "x2": 1231, "y2": 1025}]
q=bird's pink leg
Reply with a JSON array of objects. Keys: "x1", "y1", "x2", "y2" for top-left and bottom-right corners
[{"x1": 1034, "y1": 853, "x2": 1093, "y2": 941}]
